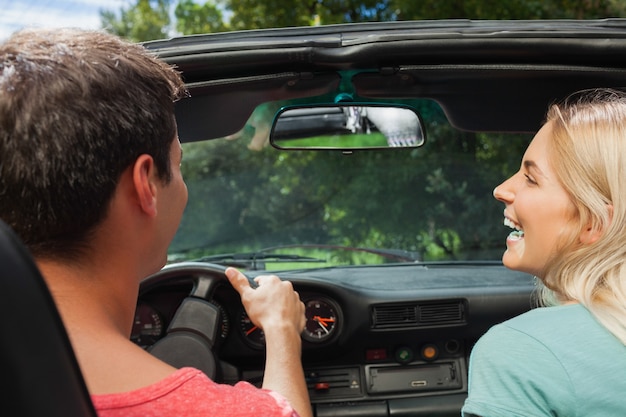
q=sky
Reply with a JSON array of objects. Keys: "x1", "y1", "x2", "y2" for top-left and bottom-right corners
[{"x1": 0, "y1": 0, "x2": 126, "y2": 40}]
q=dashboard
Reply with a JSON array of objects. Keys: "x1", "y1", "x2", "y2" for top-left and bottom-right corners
[{"x1": 133, "y1": 262, "x2": 535, "y2": 417}]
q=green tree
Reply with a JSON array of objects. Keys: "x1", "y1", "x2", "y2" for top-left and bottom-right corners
[
  {"x1": 225, "y1": 0, "x2": 395, "y2": 29},
  {"x1": 225, "y1": 0, "x2": 311, "y2": 29},
  {"x1": 101, "y1": 0, "x2": 171, "y2": 42},
  {"x1": 224, "y1": 0, "x2": 624, "y2": 28},
  {"x1": 389, "y1": 0, "x2": 621, "y2": 20},
  {"x1": 101, "y1": 0, "x2": 626, "y2": 41},
  {"x1": 175, "y1": 0, "x2": 228, "y2": 34}
]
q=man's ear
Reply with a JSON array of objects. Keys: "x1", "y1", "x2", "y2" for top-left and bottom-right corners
[
  {"x1": 132, "y1": 154, "x2": 158, "y2": 217},
  {"x1": 580, "y1": 204, "x2": 613, "y2": 244}
]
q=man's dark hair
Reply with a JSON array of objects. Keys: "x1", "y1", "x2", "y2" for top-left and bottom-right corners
[{"x1": 0, "y1": 28, "x2": 187, "y2": 260}]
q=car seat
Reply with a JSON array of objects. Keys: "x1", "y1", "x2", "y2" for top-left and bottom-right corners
[{"x1": 0, "y1": 219, "x2": 97, "y2": 416}]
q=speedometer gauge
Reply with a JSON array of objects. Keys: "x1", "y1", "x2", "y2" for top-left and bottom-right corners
[
  {"x1": 131, "y1": 302, "x2": 164, "y2": 347},
  {"x1": 239, "y1": 310, "x2": 265, "y2": 349},
  {"x1": 302, "y1": 298, "x2": 339, "y2": 343},
  {"x1": 212, "y1": 301, "x2": 230, "y2": 340}
]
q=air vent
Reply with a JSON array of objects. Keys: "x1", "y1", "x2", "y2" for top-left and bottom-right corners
[
  {"x1": 372, "y1": 305, "x2": 418, "y2": 326},
  {"x1": 372, "y1": 300, "x2": 466, "y2": 329},
  {"x1": 419, "y1": 302, "x2": 464, "y2": 324}
]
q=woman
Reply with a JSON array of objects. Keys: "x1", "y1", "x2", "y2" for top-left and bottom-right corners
[{"x1": 462, "y1": 88, "x2": 626, "y2": 416}]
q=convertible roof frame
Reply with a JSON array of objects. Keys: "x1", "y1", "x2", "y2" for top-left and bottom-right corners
[{"x1": 146, "y1": 19, "x2": 626, "y2": 140}]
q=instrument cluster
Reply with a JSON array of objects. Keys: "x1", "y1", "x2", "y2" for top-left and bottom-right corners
[
  {"x1": 238, "y1": 295, "x2": 342, "y2": 349},
  {"x1": 131, "y1": 287, "x2": 343, "y2": 351}
]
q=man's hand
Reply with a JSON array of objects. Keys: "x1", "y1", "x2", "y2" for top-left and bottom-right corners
[
  {"x1": 225, "y1": 267, "x2": 312, "y2": 417},
  {"x1": 225, "y1": 267, "x2": 306, "y2": 336}
]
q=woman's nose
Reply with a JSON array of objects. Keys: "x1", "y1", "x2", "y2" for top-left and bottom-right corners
[{"x1": 493, "y1": 178, "x2": 515, "y2": 203}]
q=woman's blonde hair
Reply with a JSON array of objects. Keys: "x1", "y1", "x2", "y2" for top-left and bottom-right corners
[{"x1": 540, "y1": 88, "x2": 626, "y2": 345}]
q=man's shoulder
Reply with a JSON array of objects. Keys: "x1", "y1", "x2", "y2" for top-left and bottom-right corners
[{"x1": 93, "y1": 367, "x2": 297, "y2": 417}]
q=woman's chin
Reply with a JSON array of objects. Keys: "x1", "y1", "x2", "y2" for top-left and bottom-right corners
[{"x1": 502, "y1": 237, "x2": 525, "y2": 270}]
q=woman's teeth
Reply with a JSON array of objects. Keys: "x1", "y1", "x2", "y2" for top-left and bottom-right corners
[{"x1": 503, "y1": 217, "x2": 524, "y2": 239}]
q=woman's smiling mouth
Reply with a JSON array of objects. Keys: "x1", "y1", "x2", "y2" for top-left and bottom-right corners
[{"x1": 504, "y1": 215, "x2": 524, "y2": 240}]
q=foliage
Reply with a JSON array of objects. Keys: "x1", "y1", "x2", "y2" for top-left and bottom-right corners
[
  {"x1": 101, "y1": 0, "x2": 171, "y2": 42},
  {"x1": 390, "y1": 0, "x2": 619, "y2": 20},
  {"x1": 175, "y1": 0, "x2": 228, "y2": 34},
  {"x1": 225, "y1": 0, "x2": 397, "y2": 29},
  {"x1": 101, "y1": 0, "x2": 626, "y2": 41},
  {"x1": 170, "y1": 99, "x2": 531, "y2": 261},
  {"x1": 225, "y1": 0, "x2": 314, "y2": 30}
]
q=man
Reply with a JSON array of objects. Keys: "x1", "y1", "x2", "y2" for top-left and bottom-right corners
[{"x1": 0, "y1": 28, "x2": 311, "y2": 417}]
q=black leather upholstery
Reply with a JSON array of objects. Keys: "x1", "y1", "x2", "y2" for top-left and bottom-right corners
[{"x1": 0, "y1": 220, "x2": 96, "y2": 416}]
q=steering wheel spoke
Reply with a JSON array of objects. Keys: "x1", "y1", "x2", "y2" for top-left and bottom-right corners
[{"x1": 140, "y1": 262, "x2": 236, "y2": 381}]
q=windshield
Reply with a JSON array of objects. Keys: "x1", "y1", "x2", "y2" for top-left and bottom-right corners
[{"x1": 169, "y1": 98, "x2": 532, "y2": 271}]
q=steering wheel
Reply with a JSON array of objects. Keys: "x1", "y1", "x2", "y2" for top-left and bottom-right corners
[{"x1": 139, "y1": 262, "x2": 239, "y2": 382}]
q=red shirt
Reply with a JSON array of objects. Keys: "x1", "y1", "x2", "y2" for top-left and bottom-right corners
[{"x1": 92, "y1": 367, "x2": 300, "y2": 417}]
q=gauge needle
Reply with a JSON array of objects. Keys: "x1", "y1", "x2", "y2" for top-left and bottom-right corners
[
  {"x1": 313, "y1": 316, "x2": 335, "y2": 326},
  {"x1": 246, "y1": 325, "x2": 259, "y2": 336},
  {"x1": 317, "y1": 322, "x2": 330, "y2": 334},
  {"x1": 313, "y1": 316, "x2": 335, "y2": 332}
]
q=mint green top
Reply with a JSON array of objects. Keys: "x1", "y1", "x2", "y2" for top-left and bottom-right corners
[{"x1": 462, "y1": 304, "x2": 626, "y2": 417}]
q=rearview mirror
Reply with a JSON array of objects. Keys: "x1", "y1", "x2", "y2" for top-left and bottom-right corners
[{"x1": 270, "y1": 104, "x2": 425, "y2": 150}]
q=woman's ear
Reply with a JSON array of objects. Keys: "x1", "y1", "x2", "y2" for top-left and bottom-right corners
[
  {"x1": 132, "y1": 154, "x2": 158, "y2": 217},
  {"x1": 579, "y1": 204, "x2": 613, "y2": 244}
]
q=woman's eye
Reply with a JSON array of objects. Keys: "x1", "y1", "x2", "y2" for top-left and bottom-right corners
[{"x1": 523, "y1": 173, "x2": 537, "y2": 185}]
